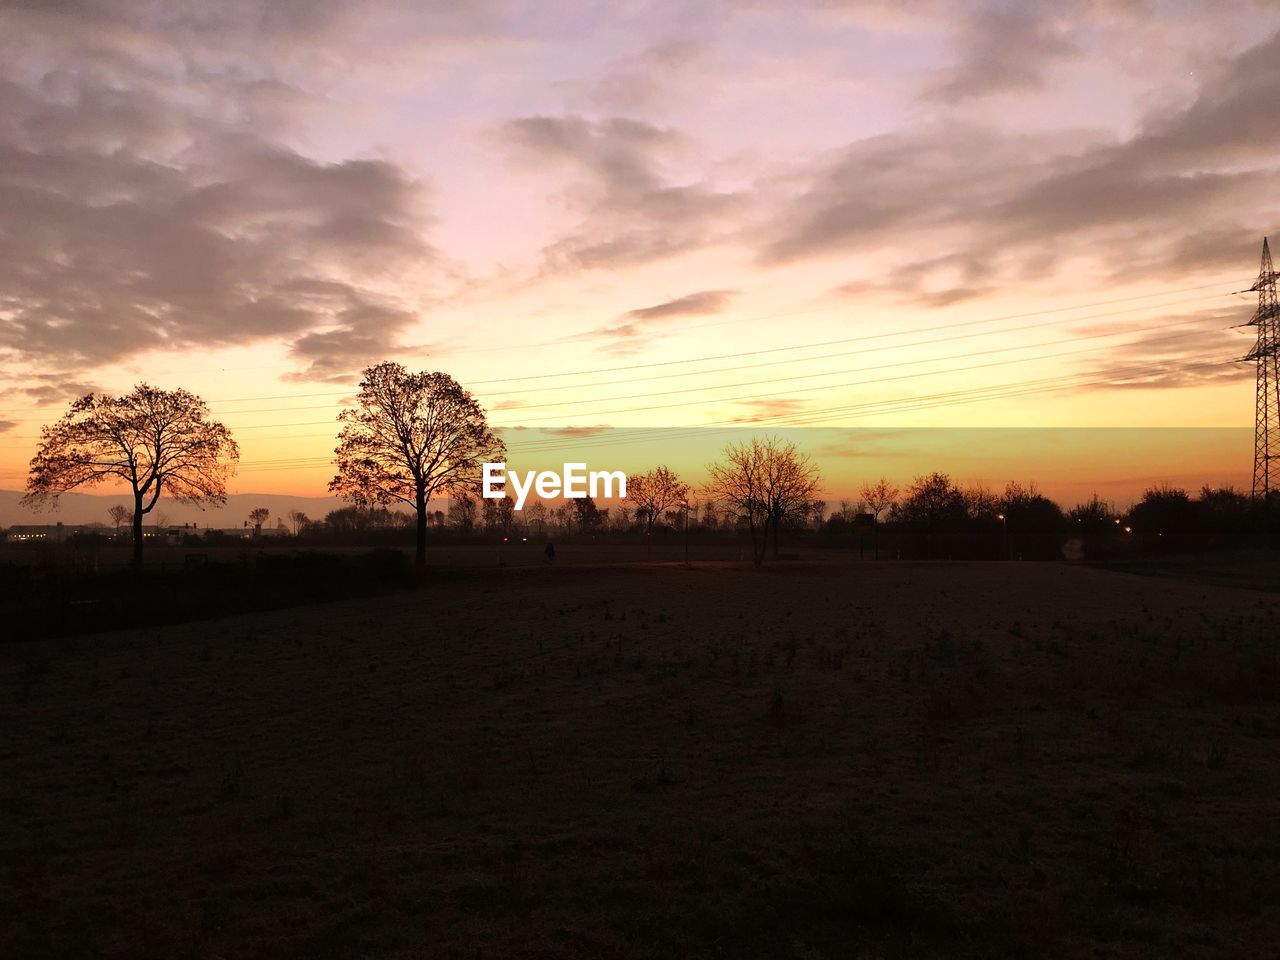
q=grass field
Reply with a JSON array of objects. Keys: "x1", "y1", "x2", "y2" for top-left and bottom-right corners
[{"x1": 4, "y1": 560, "x2": 1279, "y2": 958}]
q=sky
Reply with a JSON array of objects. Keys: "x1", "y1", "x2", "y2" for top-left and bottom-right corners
[{"x1": 2, "y1": 0, "x2": 1280, "y2": 506}]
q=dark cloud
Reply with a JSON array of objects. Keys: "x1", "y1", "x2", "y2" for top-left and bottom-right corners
[
  {"x1": 560, "y1": 290, "x2": 736, "y2": 355},
  {"x1": 764, "y1": 29, "x2": 1280, "y2": 300},
  {"x1": 539, "y1": 425, "x2": 611, "y2": 437},
  {"x1": 556, "y1": 39, "x2": 709, "y2": 113},
  {"x1": 834, "y1": 251, "x2": 996, "y2": 308},
  {"x1": 0, "y1": 1, "x2": 439, "y2": 383},
  {"x1": 626, "y1": 290, "x2": 735, "y2": 321},
  {"x1": 923, "y1": 2, "x2": 1082, "y2": 102},
  {"x1": 497, "y1": 115, "x2": 741, "y2": 270},
  {"x1": 1075, "y1": 308, "x2": 1255, "y2": 390},
  {"x1": 2, "y1": 375, "x2": 103, "y2": 407}
]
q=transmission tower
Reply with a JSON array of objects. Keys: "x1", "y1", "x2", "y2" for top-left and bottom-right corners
[{"x1": 1245, "y1": 236, "x2": 1280, "y2": 499}]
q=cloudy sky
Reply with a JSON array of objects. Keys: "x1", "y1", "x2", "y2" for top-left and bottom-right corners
[{"x1": 2, "y1": 0, "x2": 1279, "y2": 496}]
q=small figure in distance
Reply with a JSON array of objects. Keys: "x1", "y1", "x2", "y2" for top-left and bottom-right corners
[{"x1": 544, "y1": 541, "x2": 556, "y2": 565}]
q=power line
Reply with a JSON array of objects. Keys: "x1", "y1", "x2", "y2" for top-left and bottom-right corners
[
  {"x1": 497, "y1": 360, "x2": 1241, "y2": 457},
  {"x1": 197, "y1": 289, "x2": 1249, "y2": 410},
  {"x1": 484, "y1": 309, "x2": 1227, "y2": 414},
  {"x1": 492, "y1": 326, "x2": 1234, "y2": 427},
  {"x1": 0, "y1": 279, "x2": 1240, "y2": 420},
  {"x1": 0, "y1": 312, "x2": 1240, "y2": 446},
  {"x1": 0, "y1": 287, "x2": 1238, "y2": 431}
]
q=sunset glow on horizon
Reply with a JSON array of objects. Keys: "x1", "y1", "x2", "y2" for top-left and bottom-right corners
[{"x1": 3, "y1": 2, "x2": 1279, "y2": 504}]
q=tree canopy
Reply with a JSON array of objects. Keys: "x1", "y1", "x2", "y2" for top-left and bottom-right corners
[
  {"x1": 23, "y1": 384, "x2": 238, "y2": 563},
  {"x1": 330, "y1": 362, "x2": 504, "y2": 563}
]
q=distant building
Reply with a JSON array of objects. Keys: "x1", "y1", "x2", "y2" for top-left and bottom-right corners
[
  {"x1": 7, "y1": 522, "x2": 111, "y2": 543},
  {"x1": 6, "y1": 522, "x2": 292, "y2": 544}
]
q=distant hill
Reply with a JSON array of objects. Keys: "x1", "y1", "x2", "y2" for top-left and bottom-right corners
[
  {"x1": 0, "y1": 489, "x2": 348, "y2": 528},
  {"x1": 0, "y1": 489, "x2": 462, "y2": 528}
]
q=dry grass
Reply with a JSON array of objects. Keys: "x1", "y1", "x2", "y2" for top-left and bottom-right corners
[{"x1": 3, "y1": 560, "x2": 1279, "y2": 958}]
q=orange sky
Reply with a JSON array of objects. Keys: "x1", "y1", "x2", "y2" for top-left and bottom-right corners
[{"x1": 1, "y1": 3, "x2": 1278, "y2": 506}]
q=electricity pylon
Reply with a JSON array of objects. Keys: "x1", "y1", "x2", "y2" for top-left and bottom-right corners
[{"x1": 1245, "y1": 237, "x2": 1280, "y2": 499}]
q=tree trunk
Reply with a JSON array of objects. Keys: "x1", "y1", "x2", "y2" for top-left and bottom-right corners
[
  {"x1": 414, "y1": 489, "x2": 427, "y2": 566},
  {"x1": 771, "y1": 511, "x2": 781, "y2": 560},
  {"x1": 131, "y1": 493, "x2": 144, "y2": 568}
]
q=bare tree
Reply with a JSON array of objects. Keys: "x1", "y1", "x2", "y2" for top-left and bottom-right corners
[
  {"x1": 482, "y1": 494, "x2": 514, "y2": 534},
  {"x1": 286, "y1": 510, "x2": 309, "y2": 535},
  {"x1": 107, "y1": 504, "x2": 129, "y2": 536},
  {"x1": 859, "y1": 478, "x2": 900, "y2": 521},
  {"x1": 707, "y1": 439, "x2": 768, "y2": 564},
  {"x1": 706, "y1": 436, "x2": 821, "y2": 565},
  {"x1": 628, "y1": 465, "x2": 689, "y2": 559},
  {"x1": 248, "y1": 507, "x2": 270, "y2": 533},
  {"x1": 761, "y1": 439, "x2": 822, "y2": 559},
  {"x1": 23, "y1": 385, "x2": 238, "y2": 566},
  {"x1": 330, "y1": 362, "x2": 504, "y2": 565},
  {"x1": 447, "y1": 494, "x2": 477, "y2": 532},
  {"x1": 525, "y1": 500, "x2": 548, "y2": 536}
]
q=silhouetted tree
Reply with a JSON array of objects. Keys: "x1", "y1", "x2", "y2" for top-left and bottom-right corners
[
  {"x1": 964, "y1": 484, "x2": 1000, "y2": 520},
  {"x1": 629, "y1": 465, "x2": 689, "y2": 558},
  {"x1": 891, "y1": 473, "x2": 967, "y2": 558},
  {"x1": 287, "y1": 510, "x2": 309, "y2": 535},
  {"x1": 573, "y1": 496, "x2": 603, "y2": 533},
  {"x1": 107, "y1": 504, "x2": 129, "y2": 536},
  {"x1": 323, "y1": 506, "x2": 410, "y2": 533},
  {"x1": 330, "y1": 362, "x2": 504, "y2": 565},
  {"x1": 23, "y1": 385, "x2": 238, "y2": 566},
  {"x1": 525, "y1": 501, "x2": 548, "y2": 535},
  {"x1": 893, "y1": 473, "x2": 967, "y2": 524},
  {"x1": 1068, "y1": 493, "x2": 1115, "y2": 535},
  {"x1": 859, "y1": 478, "x2": 899, "y2": 521},
  {"x1": 706, "y1": 436, "x2": 821, "y2": 565},
  {"x1": 1130, "y1": 484, "x2": 1197, "y2": 550},
  {"x1": 447, "y1": 494, "x2": 477, "y2": 532},
  {"x1": 482, "y1": 494, "x2": 515, "y2": 534},
  {"x1": 999, "y1": 482, "x2": 1066, "y2": 559},
  {"x1": 248, "y1": 507, "x2": 270, "y2": 533},
  {"x1": 553, "y1": 503, "x2": 574, "y2": 537}
]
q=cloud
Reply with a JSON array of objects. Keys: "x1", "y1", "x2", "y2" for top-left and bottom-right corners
[
  {"x1": 730, "y1": 398, "x2": 809, "y2": 423},
  {"x1": 0, "y1": 1, "x2": 439, "y2": 384},
  {"x1": 1074, "y1": 307, "x2": 1254, "y2": 390},
  {"x1": 2, "y1": 375, "x2": 103, "y2": 407},
  {"x1": 762, "y1": 28, "x2": 1280, "y2": 299},
  {"x1": 922, "y1": 3, "x2": 1082, "y2": 102},
  {"x1": 539, "y1": 425, "x2": 611, "y2": 437},
  {"x1": 626, "y1": 289, "x2": 735, "y2": 322},
  {"x1": 497, "y1": 115, "x2": 742, "y2": 270},
  {"x1": 566, "y1": 289, "x2": 736, "y2": 353},
  {"x1": 556, "y1": 39, "x2": 709, "y2": 113}
]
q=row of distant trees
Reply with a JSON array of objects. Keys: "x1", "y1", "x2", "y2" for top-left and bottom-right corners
[
  {"x1": 20, "y1": 363, "x2": 821, "y2": 567},
  {"x1": 249, "y1": 474, "x2": 1263, "y2": 559},
  {"x1": 19, "y1": 361, "x2": 1272, "y2": 567},
  {"x1": 88, "y1": 465, "x2": 1268, "y2": 565}
]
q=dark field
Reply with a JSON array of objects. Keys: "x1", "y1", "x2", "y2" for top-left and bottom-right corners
[{"x1": 3, "y1": 561, "x2": 1279, "y2": 958}]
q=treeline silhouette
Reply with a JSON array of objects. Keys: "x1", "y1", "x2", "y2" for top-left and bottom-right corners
[
  {"x1": 135, "y1": 476, "x2": 1273, "y2": 563},
  {"x1": 15, "y1": 365, "x2": 1277, "y2": 568}
]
